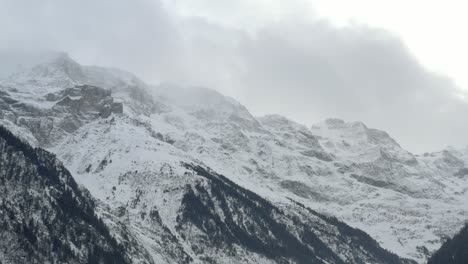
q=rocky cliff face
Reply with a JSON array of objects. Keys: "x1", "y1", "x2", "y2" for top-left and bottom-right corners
[
  {"x1": 0, "y1": 53, "x2": 466, "y2": 263},
  {"x1": 0, "y1": 84, "x2": 123, "y2": 146},
  {"x1": 0, "y1": 82, "x2": 123, "y2": 146}
]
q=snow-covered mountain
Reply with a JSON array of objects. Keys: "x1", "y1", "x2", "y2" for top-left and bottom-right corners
[{"x1": 0, "y1": 52, "x2": 466, "y2": 263}]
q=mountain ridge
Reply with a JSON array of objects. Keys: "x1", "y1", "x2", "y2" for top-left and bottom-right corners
[{"x1": 0, "y1": 52, "x2": 466, "y2": 263}]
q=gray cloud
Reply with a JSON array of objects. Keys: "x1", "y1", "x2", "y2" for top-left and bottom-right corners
[
  {"x1": 1, "y1": 0, "x2": 467, "y2": 152},
  {"x1": 0, "y1": 0, "x2": 184, "y2": 81}
]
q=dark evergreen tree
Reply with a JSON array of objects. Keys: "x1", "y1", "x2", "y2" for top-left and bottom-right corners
[
  {"x1": 0, "y1": 125, "x2": 129, "y2": 263},
  {"x1": 428, "y1": 223, "x2": 468, "y2": 264}
]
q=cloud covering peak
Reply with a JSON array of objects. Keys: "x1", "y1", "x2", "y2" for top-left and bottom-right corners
[{"x1": 1, "y1": 0, "x2": 467, "y2": 152}]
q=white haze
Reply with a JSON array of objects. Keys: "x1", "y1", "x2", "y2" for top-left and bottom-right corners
[{"x1": 1, "y1": 0, "x2": 467, "y2": 153}]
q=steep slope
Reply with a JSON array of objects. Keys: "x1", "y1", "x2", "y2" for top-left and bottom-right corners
[
  {"x1": 428, "y1": 223, "x2": 468, "y2": 264},
  {"x1": 307, "y1": 118, "x2": 468, "y2": 260},
  {"x1": 0, "y1": 125, "x2": 133, "y2": 264},
  {"x1": 0, "y1": 52, "x2": 164, "y2": 147},
  {"x1": 155, "y1": 85, "x2": 467, "y2": 261},
  {"x1": 1, "y1": 53, "x2": 465, "y2": 263},
  {"x1": 52, "y1": 115, "x2": 414, "y2": 263},
  {"x1": 177, "y1": 164, "x2": 414, "y2": 264},
  {"x1": 0, "y1": 84, "x2": 123, "y2": 146}
]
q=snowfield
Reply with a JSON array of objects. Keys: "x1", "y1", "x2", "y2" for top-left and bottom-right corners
[{"x1": 0, "y1": 52, "x2": 466, "y2": 263}]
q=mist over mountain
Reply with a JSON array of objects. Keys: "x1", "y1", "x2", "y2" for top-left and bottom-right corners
[
  {"x1": 2, "y1": 1, "x2": 468, "y2": 263},
  {"x1": 0, "y1": 53, "x2": 466, "y2": 263},
  {"x1": 3, "y1": 0, "x2": 468, "y2": 153}
]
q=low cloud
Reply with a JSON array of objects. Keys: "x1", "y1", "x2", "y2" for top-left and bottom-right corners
[{"x1": 1, "y1": 0, "x2": 467, "y2": 152}]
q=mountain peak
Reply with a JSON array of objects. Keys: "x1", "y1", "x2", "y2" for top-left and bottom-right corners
[
  {"x1": 311, "y1": 118, "x2": 413, "y2": 163},
  {"x1": 324, "y1": 118, "x2": 346, "y2": 127},
  {"x1": 259, "y1": 114, "x2": 312, "y2": 134},
  {"x1": 47, "y1": 52, "x2": 84, "y2": 80},
  {"x1": 313, "y1": 118, "x2": 396, "y2": 145},
  {"x1": 49, "y1": 52, "x2": 79, "y2": 68},
  {"x1": 3, "y1": 52, "x2": 84, "y2": 90},
  {"x1": 156, "y1": 84, "x2": 258, "y2": 125},
  {"x1": 319, "y1": 118, "x2": 368, "y2": 131}
]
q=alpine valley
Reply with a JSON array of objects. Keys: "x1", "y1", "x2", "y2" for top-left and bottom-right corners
[{"x1": 0, "y1": 52, "x2": 466, "y2": 263}]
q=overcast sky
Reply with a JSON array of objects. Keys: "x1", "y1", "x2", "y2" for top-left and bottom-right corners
[{"x1": 1, "y1": 0, "x2": 468, "y2": 153}]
